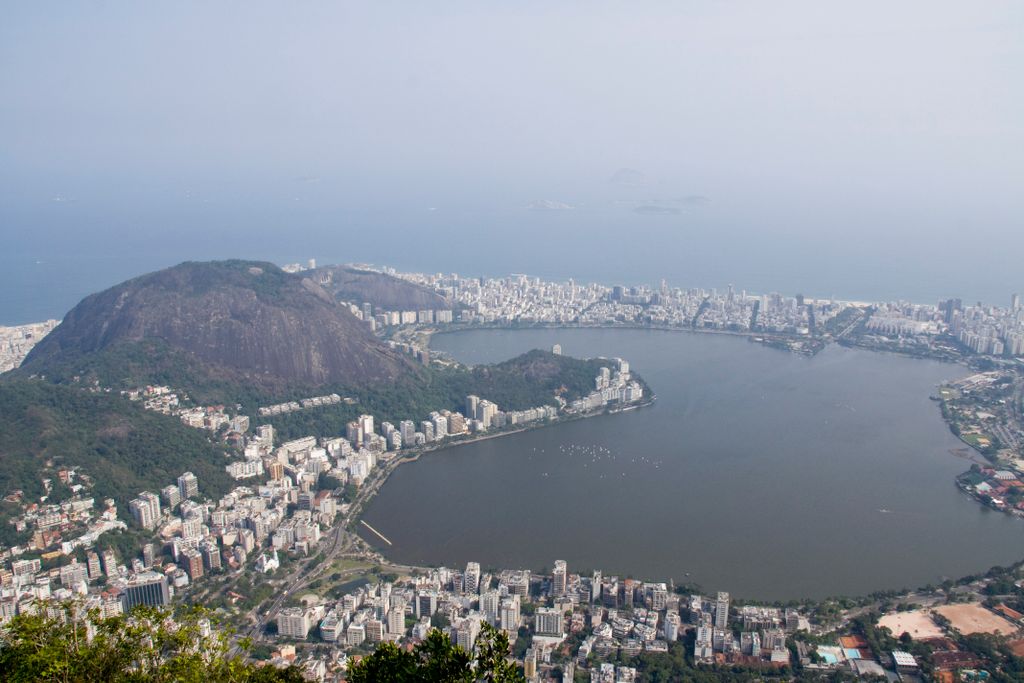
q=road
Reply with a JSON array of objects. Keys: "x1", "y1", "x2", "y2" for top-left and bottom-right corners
[
  {"x1": 223, "y1": 397, "x2": 654, "y2": 650},
  {"x1": 233, "y1": 452, "x2": 410, "y2": 649},
  {"x1": 1009, "y1": 378, "x2": 1024, "y2": 446},
  {"x1": 834, "y1": 307, "x2": 868, "y2": 340}
]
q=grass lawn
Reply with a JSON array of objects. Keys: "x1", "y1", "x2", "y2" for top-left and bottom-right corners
[
  {"x1": 331, "y1": 557, "x2": 372, "y2": 572},
  {"x1": 963, "y1": 433, "x2": 992, "y2": 448}
]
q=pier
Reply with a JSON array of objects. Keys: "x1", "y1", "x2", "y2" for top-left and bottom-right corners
[{"x1": 360, "y1": 520, "x2": 393, "y2": 546}]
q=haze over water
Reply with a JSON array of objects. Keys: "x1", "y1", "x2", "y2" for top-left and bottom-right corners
[
  {"x1": 3, "y1": 2, "x2": 1023, "y2": 324},
  {"x1": 360, "y1": 328, "x2": 1024, "y2": 600}
]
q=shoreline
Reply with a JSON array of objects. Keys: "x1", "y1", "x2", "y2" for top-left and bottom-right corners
[
  {"x1": 406, "y1": 319, "x2": 987, "y2": 366},
  {"x1": 348, "y1": 396, "x2": 657, "y2": 525},
  {"x1": 401, "y1": 320, "x2": 807, "y2": 359},
  {"x1": 351, "y1": 323, "x2": 1022, "y2": 599}
]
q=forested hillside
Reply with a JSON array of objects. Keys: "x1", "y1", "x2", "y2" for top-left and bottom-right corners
[
  {"x1": 0, "y1": 380, "x2": 235, "y2": 516},
  {"x1": 265, "y1": 349, "x2": 634, "y2": 441},
  {"x1": 314, "y1": 264, "x2": 453, "y2": 311}
]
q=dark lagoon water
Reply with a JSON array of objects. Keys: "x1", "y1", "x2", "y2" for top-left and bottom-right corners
[{"x1": 360, "y1": 328, "x2": 1024, "y2": 600}]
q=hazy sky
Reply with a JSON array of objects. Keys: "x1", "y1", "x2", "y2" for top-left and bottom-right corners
[{"x1": 2, "y1": 2, "x2": 1022, "y2": 322}]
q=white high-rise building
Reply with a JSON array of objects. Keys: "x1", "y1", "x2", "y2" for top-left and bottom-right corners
[
  {"x1": 695, "y1": 621, "x2": 715, "y2": 663},
  {"x1": 431, "y1": 415, "x2": 448, "y2": 439},
  {"x1": 715, "y1": 592, "x2": 730, "y2": 630},
  {"x1": 535, "y1": 607, "x2": 563, "y2": 637},
  {"x1": 177, "y1": 472, "x2": 199, "y2": 500},
  {"x1": 452, "y1": 614, "x2": 482, "y2": 652},
  {"x1": 478, "y1": 400, "x2": 497, "y2": 429},
  {"x1": 277, "y1": 607, "x2": 311, "y2": 639},
  {"x1": 399, "y1": 420, "x2": 416, "y2": 444},
  {"x1": 649, "y1": 584, "x2": 668, "y2": 611},
  {"x1": 59, "y1": 561, "x2": 89, "y2": 588},
  {"x1": 387, "y1": 600, "x2": 406, "y2": 635},
  {"x1": 664, "y1": 611, "x2": 681, "y2": 641},
  {"x1": 257, "y1": 424, "x2": 275, "y2": 446},
  {"x1": 319, "y1": 611, "x2": 343, "y2": 642},
  {"x1": 346, "y1": 420, "x2": 363, "y2": 447},
  {"x1": 358, "y1": 415, "x2": 375, "y2": 444},
  {"x1": 346, "y1": 623, "x2": 366, "y2": 645},
  {"x1": 552, "y1": 560, "x2": 568, "y2": 596},
  {"x1": 181, "y1": 515, "x2": 203, "y2": 540},
  {"x1": 499, "y1": 595, "x2": 521, "y2": 632},
  {"x1": 140, "y1": 491, "x2": 161, "y2": 520},
  {"x1": 421, "y1": 421, "x2": 435, "y2": 442},
  {"x1": 465, "y1": 395, "x2": 480, "y2": 420},
  {"x1": 415, "y1": 591, "x2": 438, "y2": 618},
  {"x1": 130, "y1": 491, "x2": 162, "y2": 530},
  {"x1": 160, "y1": 484, "x2": 181, "y2": 509},
  {"x1": 481, "y1": 590, "x2": 501, "y2": 625},
  {"x1": 129, "y1": 497, "x2": 158, "y2": 530},
  {"x1": 464, "y1": 562, "x2": 481, "y2": 594}
]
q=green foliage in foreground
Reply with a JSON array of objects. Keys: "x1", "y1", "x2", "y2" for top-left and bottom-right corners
[
  {"x1": 347, "y1": 623, "x2": 524, "y2": 682},
  {"x1": 0, "y1": 605, "x2": 303, "y2": 683}
]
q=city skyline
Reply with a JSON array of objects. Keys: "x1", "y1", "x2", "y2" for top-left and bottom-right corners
[{"x1": 3, "y1": 1, "x2": 1024, "y2": 679}]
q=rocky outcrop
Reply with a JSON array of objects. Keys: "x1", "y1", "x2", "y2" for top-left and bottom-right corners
[
  {"x1": 22, "y1": 260, "x2": 416, "y2": 387},
  {"x1": 314, "y1": 265, "x2": 452, "y2": 312}
]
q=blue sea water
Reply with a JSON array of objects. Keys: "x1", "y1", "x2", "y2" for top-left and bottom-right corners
[{"x1": 1, "y1": 198, "x2": 1020, "y2": 325}]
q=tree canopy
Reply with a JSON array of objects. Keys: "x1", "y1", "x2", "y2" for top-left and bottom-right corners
[
  {"x1": 0, "y1": 604, "x2": 303, "y2": 683},
  {"x1": 346, "y1": 623, "x2": 524, "y2": 683}
]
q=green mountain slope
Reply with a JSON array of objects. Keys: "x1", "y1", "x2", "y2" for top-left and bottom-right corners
[
  {"x1": 314, "y1": 265, "x2": 453, "y2": 311},
  {"x1": 0, "y1": 380, "x2": 235, "y2": 514},
  {"x1": 262, "y1": 349, "x2": 640, "y2": 442}
]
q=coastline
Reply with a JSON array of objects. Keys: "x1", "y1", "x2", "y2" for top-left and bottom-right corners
[
  {"x1": 240, "y1": 323, "x2": 1024, "y2": 645},
  {"x1": 422, "y1": 320, "x2": 1010, "y2": 516},
  {"x1": 363, "y1": 323, "x2": 1023, "y2": 572},
  {"x1": 402, "y1": 319, "x2": 986, "y2": 365},
  {"x1": 398, "y1": 320, "x2": 809, "y2": 361},
  {"x1": 348, "y1": 394, "x2": 657, "y2": 527}
]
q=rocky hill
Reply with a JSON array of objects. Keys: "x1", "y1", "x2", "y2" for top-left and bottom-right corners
[
  {"x1": 20, "y1": 260, "x2": 417, "y2": 392},
  {"x1": 314, "y1": 265, "x2": 452, "y2": 311}
]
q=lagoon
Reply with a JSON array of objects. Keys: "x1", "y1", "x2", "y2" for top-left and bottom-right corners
[{"x1": 360, "y1": 328, "x2": 1023, "y2": 600}]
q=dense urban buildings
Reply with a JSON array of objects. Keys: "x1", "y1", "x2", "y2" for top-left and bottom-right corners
[
  {"x1": 2, "y1": 264, "x2": 1023, "y2": 681},
  {"x1": 326, "y1": 266, "x2": 1024, "y2": 363},
  {"x1": 0, "y1": 319, "x2": 58, "y2": 372}
]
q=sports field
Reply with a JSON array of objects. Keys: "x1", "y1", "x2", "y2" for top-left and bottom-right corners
[
  {"x1": 934, "y1": 604, "x2": 1019, "y2": 636},
  {"x1": 877, "y1": 610, "x2": 944, "y2": 639}
]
